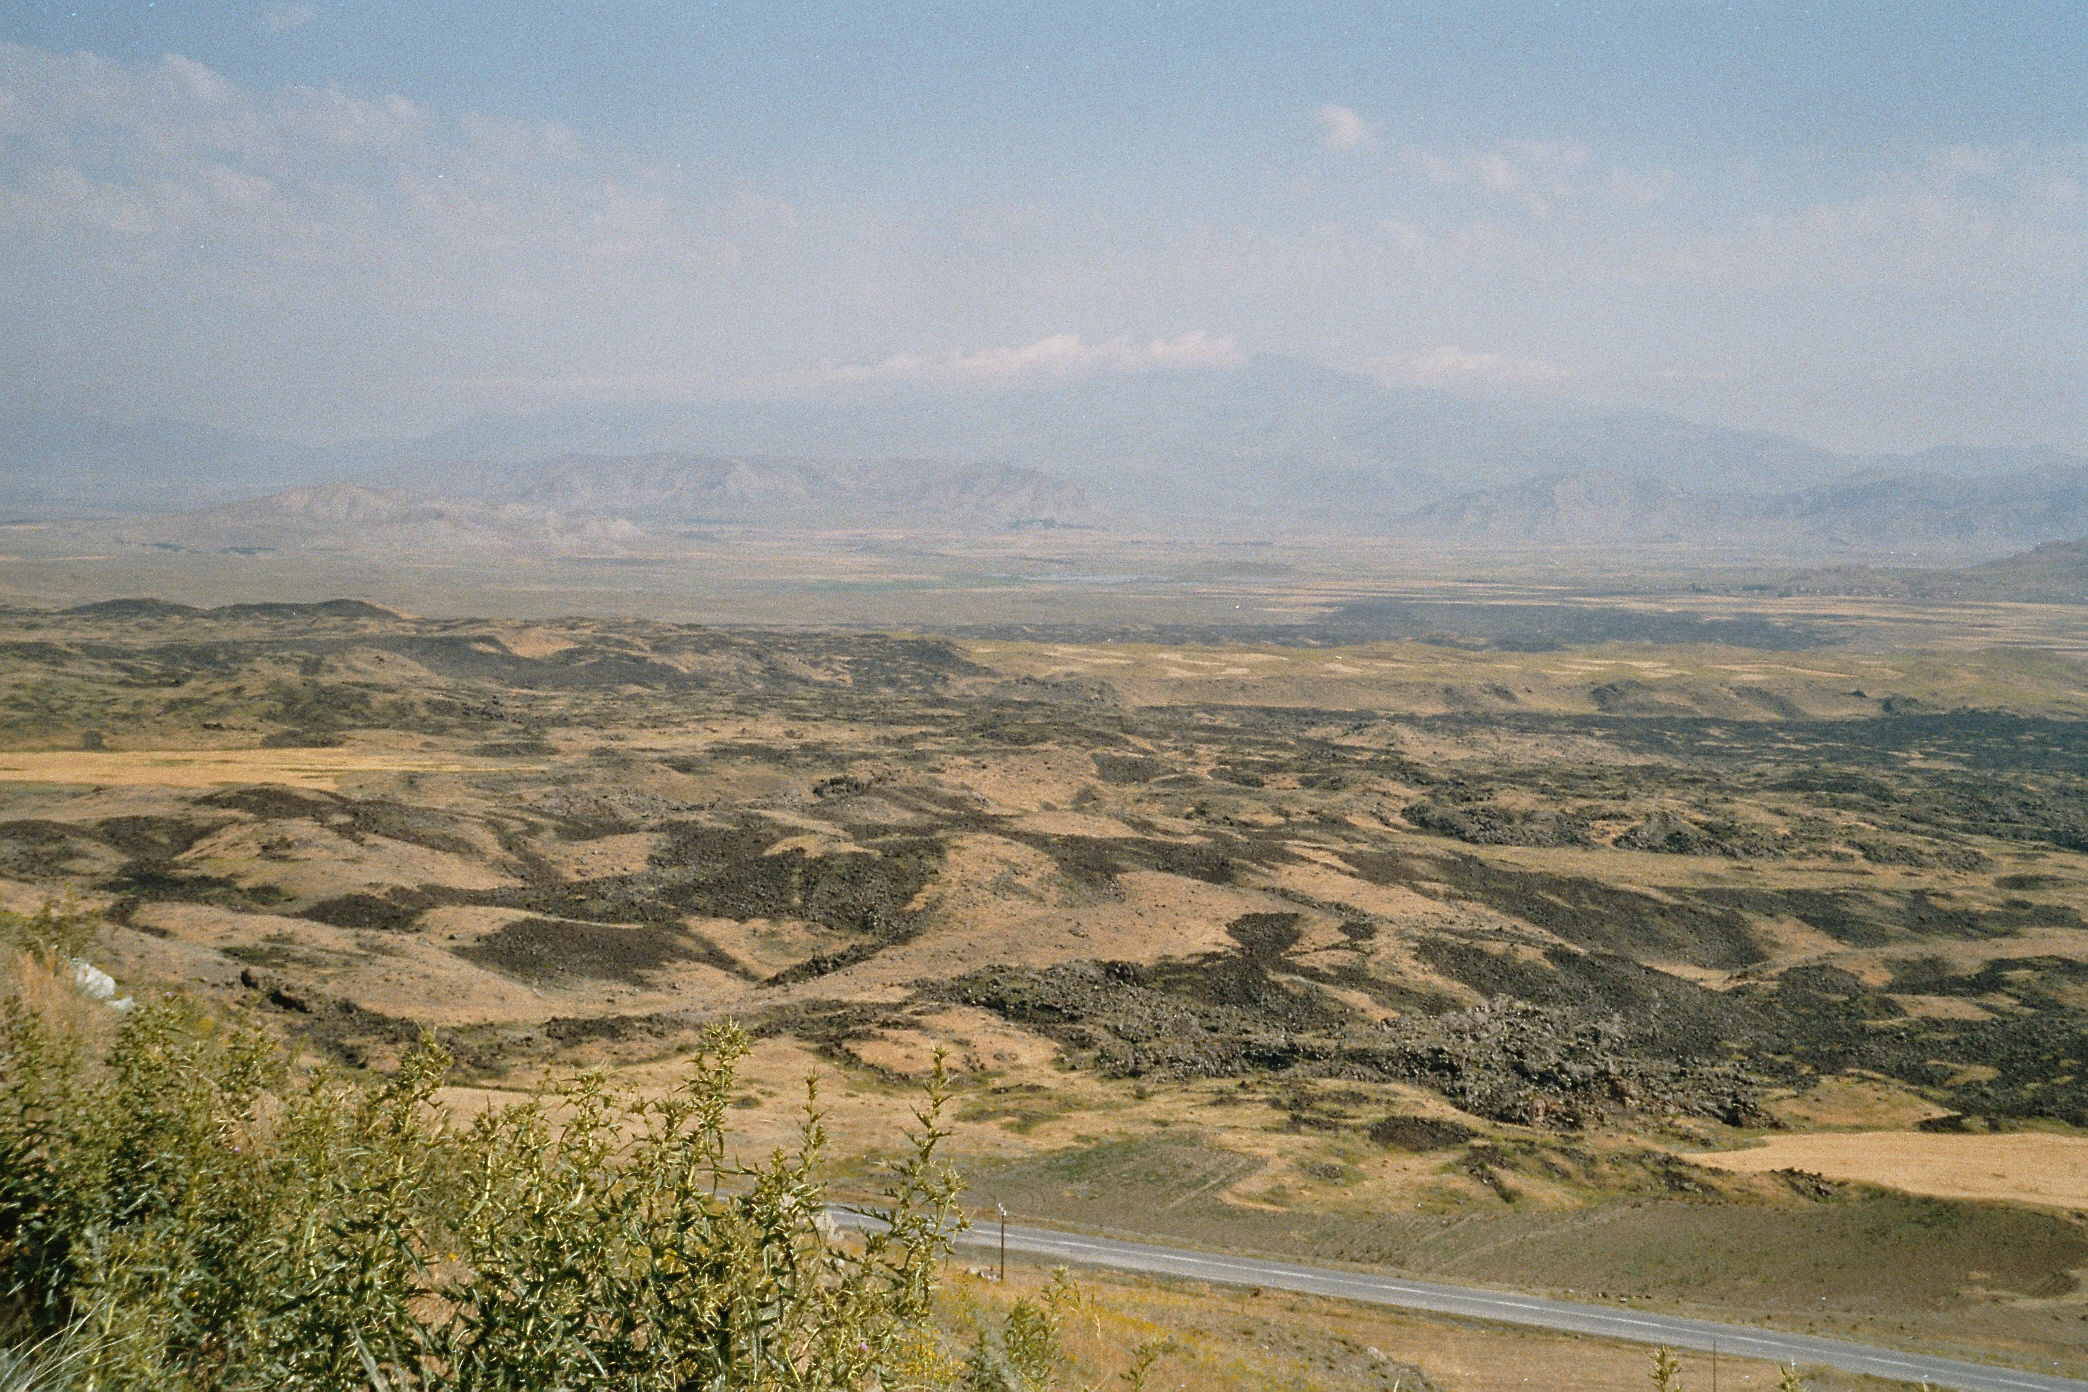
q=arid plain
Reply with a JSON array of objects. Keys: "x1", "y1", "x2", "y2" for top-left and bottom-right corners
[{"x1": 4, "y1": 534, "x2": 2088, "y2": 1391}]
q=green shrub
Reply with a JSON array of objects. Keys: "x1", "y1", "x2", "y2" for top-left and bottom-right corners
[
  {"x1": 0, "y1": 906, "x2": 97, "y2": 969},
  {"x1": 963, "y1": 1268, "x2": 1080, "y2": 1392},
  {"x1": 0, "y1": 1330, "x2": 112, "y2": 1392},
  {"x1": 0, "y1": 969, "x2": 964, "y2": 1391}
]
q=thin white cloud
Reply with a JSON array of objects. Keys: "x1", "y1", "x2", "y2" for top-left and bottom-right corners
[
  {"x1": 1406, "y1": 140, "x2": 1592, "y2": 217},
  {"x1": 1364, "y1": 346, "x2": 1569, "y2": 389},
  {"x1": 1314, "y1": 104, "x2": 1377, "y2": 152},
  {"x1": 259, "y1": 4, "x2": 318, "y2": 34},
  {"x1": 1661, "y1": 143, "x2": 2088, "y2": 290},
  {"x1": 764, "y1": 332, "x2": 1246, "y2": 393},
  {"x1": 0, "y1": 42, "x2": 822, "y2": 432},
  {"x1": 2, "y1": 39, "x2": 2083, "y2": 449},
  {"x1": 1606, "y1": 165, "x2": 1673, "y2": 208},
  {"x1": 437, "y1": 333, "x2": 1246, "y2": 399},
  {"x1": 0, "y1": 43, "x2": 754, "y2": 281}
]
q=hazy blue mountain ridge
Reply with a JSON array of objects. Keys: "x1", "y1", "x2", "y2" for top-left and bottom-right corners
[
  {"x1": 7, "y1": 358, "x2": 2086, "y2": 557},
  {"x1": 0, "y1": 410, "x2": 336, "y2": 513},
  {"x1": 351, "y1": 357, "x2": 1848, "y2": 503},
  {"x1": 1406, "y1": 464, "x2": 2088, "y2": 554},
  {"x1": 102, "y1": 454, "x2": 1097, "y2": 555}
]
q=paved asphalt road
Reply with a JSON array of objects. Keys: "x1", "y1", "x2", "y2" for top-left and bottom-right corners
[{"x1": 871, "y1": 1214, "x2": 2088, "y2": 1392}]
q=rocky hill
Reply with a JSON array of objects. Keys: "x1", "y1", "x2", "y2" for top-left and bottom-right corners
[
  {"x1": 1981, "y1": 535, "x2": 2088, "y2": 587},
  {"x1": 1403, "y1": 464, "x2": 2088, "y2": 556},
  {"x1": 104, "y1": 453, "x2": 1098, "y2": 555},
  {"x1": 1777, "y1": 533, "x2": 2088, "y2": 602},
  {"x1": 15, "y1": 361, "x2": 2087, "y2": 557},
  {"x1": 366, "y1": 357, "x2": 1853, "y2": 501}
]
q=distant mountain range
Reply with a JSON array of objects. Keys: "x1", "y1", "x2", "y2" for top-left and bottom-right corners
[
  {"x1": 361, "y1": 356, "x2": 1848, "y2": 505},
  {"x1": 7, "y1": 356, "x2": 2086, "y2": 558},
  {"x1": 1408, "y1": 463, "x2": 2088, "y2": 552},
  {"x1": 0, "y1": 410, "x2": 334, "y2": 513},
  {"x1": 105, "y1": 455, "x2": 1095, "y2": 555}
]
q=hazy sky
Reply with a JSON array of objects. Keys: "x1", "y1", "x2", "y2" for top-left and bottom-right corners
[{"x1": 2, "y1": 2, "x2": 2083, "y2": 451}]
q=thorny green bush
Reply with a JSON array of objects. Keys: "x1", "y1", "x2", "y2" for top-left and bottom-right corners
[
  {"x1": 1647, "y1": 1348, "x2": 1810, "y2": 1392},
  {"x1": 0, "y1": 909, "x2": 1180, "y2": 1392},
  {"x1": 0, "y1": 954, "x2": 971, "y2": 1391},
  {"x1": 962, "y1": 1268, "x2": 1080, "y2": 1392},
  {"x1": 0, "y1": 1329, "x2": 113, "y2": 1392},
  {"x1": 0, "y1": 906, "x2": 97, "y2": 971}
]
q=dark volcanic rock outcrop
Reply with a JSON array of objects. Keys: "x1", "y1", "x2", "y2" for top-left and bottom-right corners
[{"x1": 928, "y1": 960, "x2": 1772, "y2": 1129}]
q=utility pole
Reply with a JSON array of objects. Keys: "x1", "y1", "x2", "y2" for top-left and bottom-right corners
[
  {"x1": 997, "y1": 1203, "x2": 1008, "y2": 1283},
  {"x1": 1712, "y1": 1340, "x2": 1719, "y2": 1392}
]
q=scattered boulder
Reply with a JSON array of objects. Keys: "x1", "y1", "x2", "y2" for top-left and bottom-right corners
[
  {"x1": 1772, "y1": 1167, "x2": 1845, "y2": 1201},
  {"x1": 1366, "y1": 1114, "x2": 1478, "y2": 1151},
  {"x1": 990, "y1": 675, "x2": 1122, "y2": 707},
  {"x1": 929, "y1": 962, "x2": 1771, "y2": 1130},
  {"x1": 1617, "y1": 810, "x2": 1721, "y2": 854},
  {"x1": 1616, "y1": 810, "x2": 1788, "y2": 858},
  {"x1": 1402, "y1": 799, "x2": 1591, "y2": 848}
]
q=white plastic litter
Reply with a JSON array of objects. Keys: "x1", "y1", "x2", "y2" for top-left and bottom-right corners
[{"x1": 67, "y1": 958, "x2": 135, "y2": 1012}]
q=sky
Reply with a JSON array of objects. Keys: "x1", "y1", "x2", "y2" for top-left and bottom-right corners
[{"x1": 1, "y1": 1, "x2": 2084, "y2": 452}]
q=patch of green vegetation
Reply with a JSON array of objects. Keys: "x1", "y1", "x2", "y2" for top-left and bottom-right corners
[{"x1": 0, "y1": 987, "x2": 964, "y2": 1389}]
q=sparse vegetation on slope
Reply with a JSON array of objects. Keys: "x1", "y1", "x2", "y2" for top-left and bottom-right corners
[
  {"x1": 2, "y1": 596, "x2": 2087, "y2": 1377},
  {"x1": 1, "y1": 912, "x2": 967, "y2": 1390}
]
